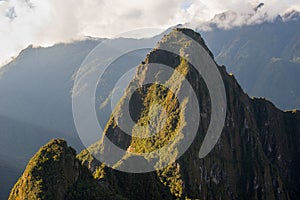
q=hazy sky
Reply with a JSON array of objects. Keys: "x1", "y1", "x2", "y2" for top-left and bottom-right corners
[{"x1": 1, "y1": 0, "x2": 300, "y2": 66}]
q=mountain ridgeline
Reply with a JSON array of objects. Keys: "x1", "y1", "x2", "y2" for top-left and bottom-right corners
[{"x1": 10, "y1": 29, "x2": 300, "y2": 200}]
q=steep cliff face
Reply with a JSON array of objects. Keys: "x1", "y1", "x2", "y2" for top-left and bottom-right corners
[
  {"x1": 9, "y1": 139, "x2": 126, "y2": 200},
  {"x1": 78, "y1": 29, "x2": 300, "y2": 200}
]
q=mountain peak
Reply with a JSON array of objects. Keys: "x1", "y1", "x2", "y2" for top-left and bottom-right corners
[
  {"x1": 78, "y1": 28, "x2": 300, "y2": 199},
  {"x1": 9, "y1": 139, "x2": 126, "y2": 200},
  {"x1": 154, "y1": 28, "x2": 214, "y2": 60},
  {"x1": 9, "y1": 139, "x2": 78, "y2": 200}
]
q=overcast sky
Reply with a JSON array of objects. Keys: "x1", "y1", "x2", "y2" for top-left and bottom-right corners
[{"x1": 1, "y1": 0, "x2": 300, "y2": 66}]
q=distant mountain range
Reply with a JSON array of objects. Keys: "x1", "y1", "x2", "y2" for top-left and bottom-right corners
[
  {"x1": 199, "y1": 12, "x2": 300, "y2": 110},
  {"x1": 9, "y1": 28, "x2": 300, "y2": 200},
  {"x1": 0, "y1": 40, "x2": 100, "y2": 199}
]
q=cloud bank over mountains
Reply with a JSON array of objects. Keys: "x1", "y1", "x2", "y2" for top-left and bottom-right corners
[{"x1": 1, "y1": 0, "x2": 300, "y2": 65}]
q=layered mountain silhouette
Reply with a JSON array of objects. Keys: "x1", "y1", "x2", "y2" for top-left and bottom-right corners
[
  {"x1": 10, "y1": 29, "x2": 300, "y2": 200},
  {"x1": 1, "y1": 13, "x2": 300, "y2": 199},
  {"x1": 0, "y1": 40, "x2": 101, "y2": 199}
]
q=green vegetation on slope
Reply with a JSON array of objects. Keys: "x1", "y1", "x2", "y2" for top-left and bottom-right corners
[{"x1": 9, "y1": 139, "x2": 127, "y2": 200}]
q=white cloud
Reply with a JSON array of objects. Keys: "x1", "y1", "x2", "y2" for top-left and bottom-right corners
[
  {"x1": 0, "y1": 0, "x2": 300, "y2": 66},
  {"x1": 179, "y1": 0, "x2": 300, "y2": 29}
]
